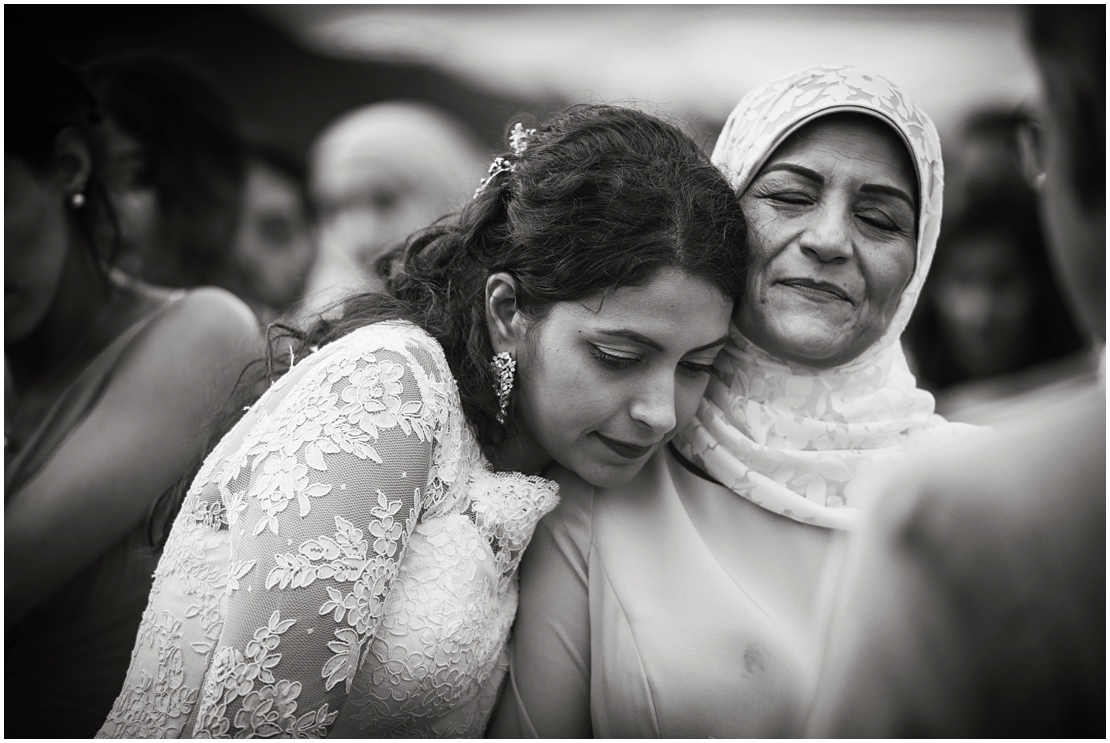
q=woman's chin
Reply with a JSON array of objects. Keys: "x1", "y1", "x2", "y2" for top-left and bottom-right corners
[{"x1": 759, "y1": 332, "x2": 849, "y2": 368}]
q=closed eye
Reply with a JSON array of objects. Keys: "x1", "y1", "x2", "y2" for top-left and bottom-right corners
[
  {"x1": 857, "y1": 210, "x2": 906, "y2": 234},
  {"x1": 678, "y1": 359, "x2": 715, "y2": 375},
  {"x1": 768, "y1": 192, "x2": 814, "y2": 206},
  {"x1": 589, "y1": 344, "x2": 639, "y2": 370}
]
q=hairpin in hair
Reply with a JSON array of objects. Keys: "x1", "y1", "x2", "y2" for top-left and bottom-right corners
[
  {"x1": 508, "y1": 122, "x2": 536, "y2": 156},
  {"x1": 474, "y1": 122, "x2": 537, "y2": 198}
]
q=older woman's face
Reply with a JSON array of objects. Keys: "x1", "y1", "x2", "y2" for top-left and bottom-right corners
[{"x1": 738, "y1": 114, "x2": 918, "y2": 367}]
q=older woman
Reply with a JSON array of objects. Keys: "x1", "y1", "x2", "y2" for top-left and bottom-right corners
[{"x1": 489, "y1": 65, "x2": 979, "y2": 738}]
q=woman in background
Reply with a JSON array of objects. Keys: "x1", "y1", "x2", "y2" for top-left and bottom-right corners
[{"x1": 5, "y1": 44, "x2": 260, "y2": 738}]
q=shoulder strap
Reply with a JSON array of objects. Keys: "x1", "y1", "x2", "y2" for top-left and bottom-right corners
[{"x1": 5, "y1": 292, "x2": 187, "y2": 496}]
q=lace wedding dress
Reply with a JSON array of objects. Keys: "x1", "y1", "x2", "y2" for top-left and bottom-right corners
[{"x1": 97, "y1": 321, "x2": 559, "y2": 738}]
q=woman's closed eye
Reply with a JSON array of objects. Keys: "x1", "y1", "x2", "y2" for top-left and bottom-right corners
[
  {"x1": 589, "y1": 344, "x2": 640, "y2": 370},
  {"x1": 678, "y1": 358, "x2": 716, "y2": 375},
  {"x1": 856, "y1": 207, "x2": 910, "y2": 235},
  {"x1": 760, "y1": 189, "x2": 815, "y2": 207}
]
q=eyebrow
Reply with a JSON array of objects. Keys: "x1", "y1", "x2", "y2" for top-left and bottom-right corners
[
  {"x1": 859, "y1": 183, "x2": 916, "y2": 212},
  {"x1": 758, "y1": 163, "x2": 916, "y2": 212},
  {"x1": 597, "y1": 329, "x2": 730, "y2": 354}
]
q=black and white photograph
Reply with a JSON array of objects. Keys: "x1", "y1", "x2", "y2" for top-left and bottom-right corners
[{"x1": 5, "y1": 4, "x2": 1104, "y2": 739}]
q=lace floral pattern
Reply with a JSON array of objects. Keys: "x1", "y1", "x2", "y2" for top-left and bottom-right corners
[
  {"x1": 98, "y1": 322, "x2": 559, "y2": 738},
  {"x1": 675, "y1": 65, "x2": 980, "y2": 530}
]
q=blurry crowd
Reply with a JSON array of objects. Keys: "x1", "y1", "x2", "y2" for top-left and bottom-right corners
[
  {"x1": 50, "y1": 53, "x2": 488, "y2": 327},
  {"x1": 905, "y1": 105, "x2": 1091, "y2": 423},
  {"x1": 4, "y1": 34, "x2": 1092, "y2": 403},
  {"x1": 14, "y1": 46, "x2": 1093, "y2": 405}
]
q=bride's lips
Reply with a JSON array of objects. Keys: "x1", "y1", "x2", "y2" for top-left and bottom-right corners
[
  {"x1": 594, "y1": 432, "x2": 656, "y2": 460},
  {"x1": 778, "y1": 278, "x2": 854, "y2": 304}
]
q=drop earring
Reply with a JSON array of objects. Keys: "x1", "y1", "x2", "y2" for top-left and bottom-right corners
[
  {"x1": 491, "y1": 351, "x2": 516, "y2": 425},
  {"x1": 69, "y1": 192, "x2": 86, "y2": 208}
]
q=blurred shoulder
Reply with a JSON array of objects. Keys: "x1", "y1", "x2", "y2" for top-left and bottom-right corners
[
  {"x1": 867, "y1": 382, "x2": 1105, "y2": 571},
  {"x1": 155, "y1": 286, "x2": 260, "y2": 352},
  {"x1": 86, "y1": 286, "x2": 261, "y2": 417}
]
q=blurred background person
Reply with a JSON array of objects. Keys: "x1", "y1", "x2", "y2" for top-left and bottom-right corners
[
  {"x1": 905, "y1": 107, "x2": 1086, "y2": 423},
  {"x1": 224, "y1": 142, "x2": 318, "y2": 325},
  {"x1": 5, "y1": 42, "x2": 260, "y2": 738},
  {"x1": 298, "y1": 101, "x2": 486, "y2": 317},
  {"x1": 84, "y1": 53, "x2": 247, "y2": 290},
  {"x1": 805, "y1": 4, "x2": 1104, "y2": 736}
]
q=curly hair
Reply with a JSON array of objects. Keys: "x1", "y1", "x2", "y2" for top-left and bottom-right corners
[{"x1": 150, "y1": 104, "x2": 747, "y2": 544}]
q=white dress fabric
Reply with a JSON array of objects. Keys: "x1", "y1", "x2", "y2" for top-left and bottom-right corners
[
  {"x1": 674, "y1": 65, "x2": 980, "y2": 531},
  {"x1": 97, "y1": 321, "x2": 558, "y2": 738}
]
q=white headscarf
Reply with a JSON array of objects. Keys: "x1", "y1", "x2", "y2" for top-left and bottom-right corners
[{"x1": 674, "y1": 65, "x2": 980, "y2": 530}]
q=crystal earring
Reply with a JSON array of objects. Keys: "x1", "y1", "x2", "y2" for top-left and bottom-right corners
[
  {"x1": 491, "y1": 351, "x2": 516, "y2": 425},
  {"x1": 69, "y1": 192, "x2": 86, "y2": 209}
]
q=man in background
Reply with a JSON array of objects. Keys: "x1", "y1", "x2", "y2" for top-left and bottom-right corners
[{"x1": 805, "y1": 6, "x2": 1104, "y2": 736}]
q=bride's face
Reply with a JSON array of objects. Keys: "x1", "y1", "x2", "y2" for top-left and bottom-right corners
[{"x1": 514, "y1": 267, "x2": 732, "y2": 488}]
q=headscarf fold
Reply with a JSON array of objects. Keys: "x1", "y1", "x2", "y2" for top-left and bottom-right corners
[{"x1": 674, "y1": 65, "x2": 980, "y2": 530}]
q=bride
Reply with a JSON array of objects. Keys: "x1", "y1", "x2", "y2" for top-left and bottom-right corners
[{"x1": 97, "y1": 104, "x2": 747, "y2": 737}]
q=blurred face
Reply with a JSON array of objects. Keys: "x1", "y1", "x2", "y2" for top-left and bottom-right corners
[
  {"x1": 514, "y1": 268, "x2": 733, "y2": 488},
  {"x1": 5, "y1": 156, "x2": 68, "y2": 342},
  {"x1": 931, "y1": 233, "x2": 1036, "y2": 376},
  {"x1": 98, "y1": 117, "x2": 159, "y2": 275},
  {"x1": 230, "y1": 162, "x2": 317, "y2": 310},
  {"x1": 317, "y1": 164, "x2": 446, "y2": 278},
  {"x1": 738, "y1": 115, "x2": 918, "y2": 368},
  {"x1": 1034, "y1": 58, "x2": 1106, "y2": 341}
]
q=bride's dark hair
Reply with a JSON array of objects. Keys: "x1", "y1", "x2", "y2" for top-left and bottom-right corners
[{"x1": 151, "y1": 103, "x2": 746, "y2": 543}]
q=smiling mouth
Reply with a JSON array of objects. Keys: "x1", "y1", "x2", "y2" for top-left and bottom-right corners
[
  {"x1": 594, "y1": 433, "x2": 656, "y2": 460},
  {"x1": 778, "y1": 279, "x2": 853, "y2": 303}
]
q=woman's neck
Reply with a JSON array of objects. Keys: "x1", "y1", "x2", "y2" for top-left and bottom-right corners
[{"x1": 6, "y1": 238, "x2": 114, "y2": 394}]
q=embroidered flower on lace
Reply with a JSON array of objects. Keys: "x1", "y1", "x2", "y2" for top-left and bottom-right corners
[
  {"x1": 194, "y1": 610, "x2": 338, "y2": 738},
  {"x1": 99, "y1": 612, "x2": 199, "y2": 738}
]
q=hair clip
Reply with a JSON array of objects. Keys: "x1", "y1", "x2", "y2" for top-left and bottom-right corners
[
  {"x1": 474, "y1": 122, "x2": 538, "y2": 198},
  {"x1": 508, "y1": 122, "x2": 536, "y2": 157},
  {"x1": 474, "y1": 157, "x2": 515, "y2": 199}
]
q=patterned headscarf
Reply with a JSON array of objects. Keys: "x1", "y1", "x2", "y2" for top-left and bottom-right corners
[{"x1": 674, "y1": 65, "x2": 980, "y2": 530}]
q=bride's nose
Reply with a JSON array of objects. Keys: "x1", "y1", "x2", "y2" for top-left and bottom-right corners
[{"x1": 629, "y1": 372, "x2": 677, "y2": 435}]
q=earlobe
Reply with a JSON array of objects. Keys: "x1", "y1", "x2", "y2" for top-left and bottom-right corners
[
  {"x1": 485, "y1": 272, "x2": 528, "y2": 353},
  {"x1": 52, "y1": 127, "x2": 93, "y2": 197}
]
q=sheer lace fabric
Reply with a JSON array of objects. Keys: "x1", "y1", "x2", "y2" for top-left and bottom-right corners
[{"x1": 98, "y1": 321, "x2": 559, "y2": 738}]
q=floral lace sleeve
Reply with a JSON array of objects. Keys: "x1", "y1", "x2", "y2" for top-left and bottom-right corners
[{"x1": 98, "y1": 322, "x2": 460, "y2": 738}]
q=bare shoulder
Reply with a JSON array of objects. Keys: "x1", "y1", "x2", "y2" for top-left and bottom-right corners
[
  {"x1": 110, "y1": 287, "x2": 262, "y2": 396},
  {"x1": 158, "y1": 287, "x2": 261, "y2": 351},
  {"x1": 144, "y1": 287, "x2": 259, "y2": 360}
]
